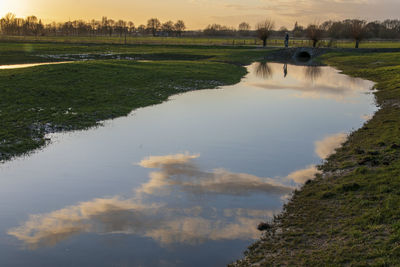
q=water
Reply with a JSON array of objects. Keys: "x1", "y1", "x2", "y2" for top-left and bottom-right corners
[
  {"x1": 0, "y1": 62, "x2": 376, "y2": 266},
  {"x1": 0, "y1": 62, "x2": 71, "y2": 69}
]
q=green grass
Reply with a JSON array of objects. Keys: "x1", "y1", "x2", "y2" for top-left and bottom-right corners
[
  {"x1": 0, "y1": 42, "x2": 271, "y2": 65},
  {"x1": 0, "y1": 35, "x2": 264, "y2": 46},
  {"x1": 0, "y1": 42, "x2": 270, "y2": 161},
  {"x1": 233, "y1": 52, "x2": 400, "y2": 266},
  {"x1": 2, "y1": 35, "x2": 400, "y2": 48}
]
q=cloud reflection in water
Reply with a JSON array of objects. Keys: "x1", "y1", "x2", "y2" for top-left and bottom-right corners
[
  {"x1": 8, "y1": 133, "x2": 349, "y2": 249},
  {"x1": 137, "y1": 153, "x2": 293, "y2": 196},
  {"x1": 8, "y1": 154, "x2": 289, "y2": 249}
]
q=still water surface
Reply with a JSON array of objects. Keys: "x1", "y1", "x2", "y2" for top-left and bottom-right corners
[
  {"x1": 0, "y1": 62, "x2": 71, "y2": 69},
  {"x1": 0, "y1": 63, "x2": 376, "y2": 266}
]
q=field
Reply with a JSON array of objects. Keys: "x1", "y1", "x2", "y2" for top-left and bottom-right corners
[
  {"x1": 233, "y1": 52, "x2": 400, "y2": 266},
  {"x1": 2, "y1": 39, "x2": 400, "y2": 265},
  {"x1": 0, "y1": 42, "x2": 270, "y2": 161},
  {"x1": 1, "y1": 35, "x2": 400, "y2": 48}
]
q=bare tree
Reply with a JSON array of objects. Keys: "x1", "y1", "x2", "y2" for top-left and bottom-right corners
[
  {"x1": 350, "y1": 19, "x2": 367, "y2": 48},
  {"x1": 306, "y1": 23, "x2": 323, "y2": 47},
  {"x1": 162, "y1": 20, "x2": 174, "y2": 36},
  {"x1": 238, "y1": 22, "x2": 250, "y2": 36},
  {"x1": 147, "y1": 18, "x2": 161, "y2": 37},
  {"x1": 174, "y1": 20, "x2": 186, "y2": 37},
  {"x1": 128, "y1": 21, "x2": 135, "y2": 35},
  {"x1": 256, "y1": 19, "x2": 275, "y2": 47},
  {"x1": 137, "y1": 24, "x2": 146, "y2": 35},
  {"x1": 107, "y1": 19, "x2": 115, "y2": 37},
  {"x1": 115, "y1": 20, "x2": 127, "y2": 37},
  {"x1": 292, "y1": 21, "x2": 304, "y2": 38},
  {"x1": 204, "y1": 24, "x2": 235, "y2": 36}
]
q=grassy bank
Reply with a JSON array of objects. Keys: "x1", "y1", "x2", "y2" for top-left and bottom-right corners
[
  {"x1": 0, "y1": 42, "x2": 269, "y2": 161},
  {"x1": 233, "y1": 52, "x2": 400, "y2": 265}
]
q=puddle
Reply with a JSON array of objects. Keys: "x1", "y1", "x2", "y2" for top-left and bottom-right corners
[
  {"x1": 0, "y1": 62, "x2": 377, "y2": 267},
  {"x1": 0, "y1": 61, "x2": 72, "y2": 69}
]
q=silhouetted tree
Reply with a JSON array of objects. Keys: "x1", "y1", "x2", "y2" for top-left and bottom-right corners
[
  {"x1": 115, "y1": 20, "x2": 127, "y2": 37},
  {"x1": 161, "y1": 20, "x2": 174, "y2": 36},
  {"x1": 256, "y1": 19, "x2": 275, "y2": 47},
  {"x1": 203, "y1": 24, "x2": 235, "y2": 36},
  {"x1": 2, "y1": 13, "x2": 400, "y2": 42},
  {"x1": 174, "y1": 20, "x2": 186, "y2": 37},
  {"x1": 128, "y1": 21, "x2": 135, "y2": 35},
  {"x1": 137, "y1": 24, "x2": 146, "y2": 35},
  {"x1": 238, "y1": 22, "x2": 250, "y2": 36},
  {"x1": 349, "y1": 19, "x2": 367, "y2": 48},
  {"x1": 147, "y1": 18, "x2": 161, "y2": 36},
  {"x1": 306, "y1": 23, "x2": 323, "y2": 47},
  {"x1": 293, "y1": 21, "x2": 304, "y2": 38},
  {"x1": 107, "y1": 19, "x2": 115, "y2": 36}
]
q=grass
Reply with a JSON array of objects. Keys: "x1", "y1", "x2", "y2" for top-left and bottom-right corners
[
  {"x1": 0, "y1": 42, "x2": 270, "y2": 65},
  {"x1": 0, "y1": 42, "x2": 270, "y2": 161},
  {"x1": 2, "y1": 35, "x2": 400, "y2": 48},
  {"x1": 232, "y1": 52, "x2": 400, "y2": 266}
]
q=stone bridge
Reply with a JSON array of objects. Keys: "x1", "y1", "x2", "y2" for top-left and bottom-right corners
[{"x1": 264, "y1": 47, "x2": 327, "y2": 64}]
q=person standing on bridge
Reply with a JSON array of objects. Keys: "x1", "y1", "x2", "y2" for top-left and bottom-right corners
[{"x1": 284, "y1": 32, "x2": 289, "y2": 48}]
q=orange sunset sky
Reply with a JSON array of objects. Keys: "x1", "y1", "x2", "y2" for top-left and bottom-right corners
[{"x1": 1, "y1": 0, "x2": 399, "y2": 29}]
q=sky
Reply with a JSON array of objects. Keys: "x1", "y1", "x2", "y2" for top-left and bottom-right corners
[{"x1": 1, "y1": 0, "x2": 399, "y2": 30}]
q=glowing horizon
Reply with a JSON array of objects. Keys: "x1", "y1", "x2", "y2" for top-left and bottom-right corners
[{"x1": 1, "y1": 0, "x2": 400, "y2": 30}]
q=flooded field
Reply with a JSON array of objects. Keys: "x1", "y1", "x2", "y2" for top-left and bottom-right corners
[{"x1": 0, "y1": 62, "x2": 377, "y2": 266}]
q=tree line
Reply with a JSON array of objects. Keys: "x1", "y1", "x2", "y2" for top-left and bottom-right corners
[
  {"x1": 1, "y1": 13, "x2": 399, "y2": 48},
  {"x1": 0, "y1": 13, "x2": 186, "y2": 37},
  {"x1": 250, "y1": 18, "x2": 400, "y2": 48}
]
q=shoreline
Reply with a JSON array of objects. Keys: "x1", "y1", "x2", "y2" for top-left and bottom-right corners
[{"x1": 232, "y1": 50, "x2": 400, "y2": 266}]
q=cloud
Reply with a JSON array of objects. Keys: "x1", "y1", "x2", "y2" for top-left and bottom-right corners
[
  {"x1": 315, "y1": 133, "x2": 348, "y2": 159},
  {"x1": 137, "y1": 154, "x2": 293, "y2": 196}
]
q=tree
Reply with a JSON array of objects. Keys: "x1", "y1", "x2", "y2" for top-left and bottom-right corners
[
  {"x1": 238, "y1": 22, "x2": 250, "y2": 36},
  {"x1": 349, "y1": 19, "x2": 367, "y2": 48},
  {"x1": 115, "y1": 20, "x2": 127, "y2": 37},
  {"x1": 137, "y1": 24, "x2": 146, "y2": 35},
  {"x1": 306, "y1": 23, "x2": 323, "y2": 47},
  {"x1": 128, "y1": 21, "x2": 135, "y2": 35},
  {"x1": 203, "y1": 24, "x2": 234, "y2": 36},
  {"x1": 161, "y1": 20, "x2": 175, "y2": 36},
  {"x1": 327, "y1": 21, "x2": 344, "y2": 39},
  {"x1": 293, "y1": 21, "x2": 304, "y2": 38},
  {"x1": 107, "y1": 19, "x2": 115, "y2": 37},
  {"x1": 174, "y1": 20, "x2": 186, "y2": 37},
  {"x1": 147, "y1": 18, "x2": 161, "y2": 36},
  {"x1": 256, "y1": 19, "x2": 275, "y2": 47}
]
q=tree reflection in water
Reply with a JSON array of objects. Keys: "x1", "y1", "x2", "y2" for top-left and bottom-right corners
[
  {"x1": 304, "y1": 65, "x2": 323, "y2": 82},
  {"x1": 255, "y1": 62, "x2": 273, "y2": 79}
]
